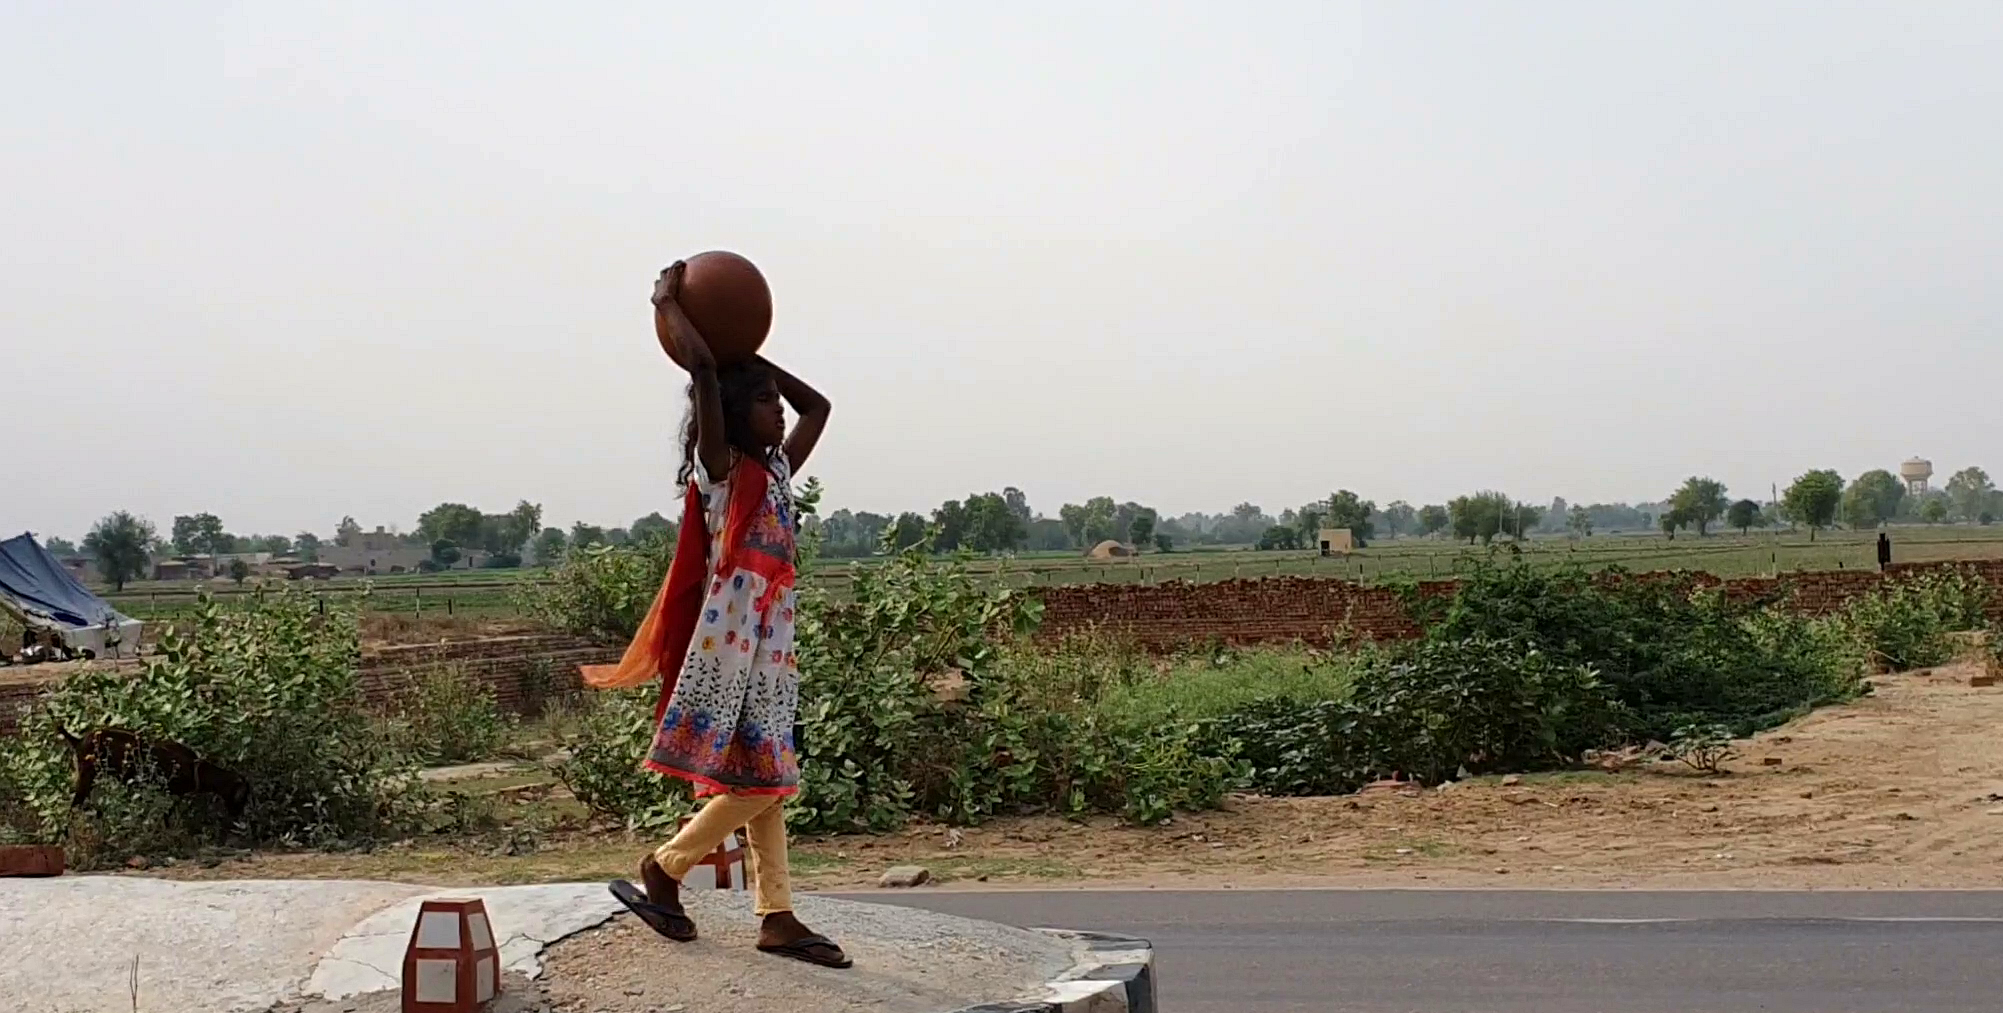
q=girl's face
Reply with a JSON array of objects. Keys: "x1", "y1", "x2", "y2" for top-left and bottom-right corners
[{"x1": 747, "y1": 378, "x2": 785, "y2": 448}]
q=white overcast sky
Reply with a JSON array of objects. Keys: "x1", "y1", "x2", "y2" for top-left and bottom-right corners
[{"x1": 5, "y1": 2, "x2": 2000, "y2": 539}]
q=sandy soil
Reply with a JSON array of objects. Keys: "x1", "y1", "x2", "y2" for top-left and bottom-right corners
[{"x1": 159, "y1": 661, "x2": 2003, "y2": 892}]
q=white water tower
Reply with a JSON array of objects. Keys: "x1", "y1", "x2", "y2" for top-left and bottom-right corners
[{"x1": 1901, "y1": 457, "x2": 1934, "y2": 496}]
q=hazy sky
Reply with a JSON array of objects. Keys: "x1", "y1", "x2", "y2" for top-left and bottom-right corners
[{"x1": 6, "y1": 2, "x2": 2000, "y2": 540}]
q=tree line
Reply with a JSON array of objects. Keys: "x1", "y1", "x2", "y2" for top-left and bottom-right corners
[{"x1": 53, "y1": 465, "x2": 2003, "y2": 589}]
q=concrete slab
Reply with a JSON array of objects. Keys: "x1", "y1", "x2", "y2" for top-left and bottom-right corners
[
  {"x1": 1, "y1": 876, "x2": 1085, "y2": 1013},
  {"x1": 0, "y1": 877, "x2": 426, "y2": 1013},
  {"x1": 306, "y1": 882, "x2": 622, "y2": 998}
]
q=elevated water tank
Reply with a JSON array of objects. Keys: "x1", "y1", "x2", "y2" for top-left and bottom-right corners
[{"x1": 1900, "y1": 457, "x2": 1934, "y2": 495}]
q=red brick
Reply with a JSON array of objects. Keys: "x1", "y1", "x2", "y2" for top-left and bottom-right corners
[{"x1": 0, "y1": 845, "x2": 63, "y2": 877}]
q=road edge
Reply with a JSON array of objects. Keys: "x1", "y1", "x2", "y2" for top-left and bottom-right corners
[{"x1": 947, "y1": 927, "x2": 1155, "y2": 1013}]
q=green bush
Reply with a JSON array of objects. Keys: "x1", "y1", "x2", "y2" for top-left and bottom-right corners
[
  {"x1": 1843, "y1": 567, "x2": 1993, "y2": 671},
  {"x1": 1423, "y1": 562, "x2": 1865, "y2": 739},
  {"x1": 551, "y1": 686, "x2": 691, "y2": 831},
  {"x1": 516, "y1": 540, "x2": 672, "y2": 641},
  {"x1": 790, "y1": 540, "x2": 1043, "y2": 833},
  {"x1": 2, "y1": 590, "x2": 426, "y2": 860},
  {"x1": 1213, "y1": 636, "x2": 1622, "y2": 795},
  {"x1": 1668, "y1": 723, "x2": 1736, "y2": 774},
  {"x1": 381, "y1": 665, "x2": 517, "y2": 765}
]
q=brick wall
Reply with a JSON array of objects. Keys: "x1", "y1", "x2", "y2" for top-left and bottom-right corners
[
  {"x1": 357, "y1": 634, "x2": 620, "y2": 715},
  {"x1": 1037, "y1": 558, "x2": 2003, "y2": 649},
  {"x1": 0, "y1": 634, "x2": 622, "y2": 736}
]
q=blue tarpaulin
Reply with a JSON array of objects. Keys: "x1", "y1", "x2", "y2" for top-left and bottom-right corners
[{"x1": 0, "y1": 532, "x2": 134, "y2": 630}]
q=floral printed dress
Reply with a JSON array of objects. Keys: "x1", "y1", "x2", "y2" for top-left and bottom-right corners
[{"x1": 644, "y1": 452, "x2": 801, "y2": 796}]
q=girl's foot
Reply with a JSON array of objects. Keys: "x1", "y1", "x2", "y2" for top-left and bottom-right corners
[
  {"x1": 756, "y1": 911, "x2": 852, "y2": 969},
  {"x1": 605, "y1": 855, "x2": 697, "y2": 942}
]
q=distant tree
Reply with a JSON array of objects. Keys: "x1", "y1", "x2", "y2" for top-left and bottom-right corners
[
  {"x1": 1659, "y1": 508, "x2": 1685, "y2": 540},
  {"x1": 962, "y1": 492, "x2": 1026, "y2": 553},
  {"x1": 931, "y1": 499, "x2": 969, "y2": 552},
  {"x1": 1059, "y1": 498, "x2": 1119, "y2": 548},
  {"x1": 43, "y1": 536, "x2": 78, "y2": 557},
  {"x1": 1026, "y1": 517, "x2": 1070, "y2": 552},
  {"x1": 293, "y1": 532, "x2": 323, "y2": 561},
  {"x1": 1726, "y1": 499, "x2": 1763, "y2": 534},
  {"x1": 1945, "y1": 467, "x2": 1994, "y2": 523},
  {"x1": 430, "y1": 538, "x2": 461, "y2": 567},
  {"x1": 491, "y1": 501, "x2": 543, "y2": 553},
  {"x1": 227, "y1": 558, "x2": 251, "y2": 586},
  {"x1": 1153, "y1": 533, "x2": 1174, "y2": 553},
  {"x1": 418, "y1": 503, "x2": 486, "y2": 548},
  {"x1": 1002, "y1": 487, "x2": 1033, "y2": 524},
  {"x1": 1920, "y1": 498, "x2": 1950, "y2": 525},
  {"x1": 1510, "y1": 503, "x2": 1543, "y2": 540},
  {"x1": 1567, "y1": 504, "x2": 1592, "y2": 538},
  {"x1": 630, "y1": 511, "x2": 675, "y2": 544},
  {"x1": 1258, "y1": 525, "x2": 1301, "y2": 551},
  {"x1": 1324, "y1": 490, "x2": 1376, "y2": 547},
  {"x1": 336, "y1": 516, "x2": 363, "y2": 547},
  {"x1": 1380, "y1": 501, "x2": 1416, "y2": 539},
  {"x1": 170, "y1": 512, "x2": 228, "y2": 558},
  {"x1": 1418, "y1": 504, "x2": 1450, "y2": 538},
  {"x1": 255, "y1": 534, "x2": 293, "y2": 555},
  {"x1": 1669, "y1": 477, "x2": 1730, "y2": 537},
  {"x1": 1545, "y1": 497, "x2": 1569, "y2": 534},
  {"x1": 569, "y1": 523, "x2": 607, "y2": 550},
  {"x1": 1128, "y1": 511, "x2": 1157, "y2": 550},
  {"x1": 531, "y1": 527, "x2": 568, "y2": 565},
  {"x1": 604, "y1": 528, "x2": 631, "y2": 547},
  {"x1": 1842, "y1": 470, "x2": 1905, "y2": 530},
  {"x1": 1449, "y1": 492, "x2": 1511, "y2": 545},
  {"x1": 1781, "y1": 470, "x2": 1844, "y2": 540},
  {"x1": 889, "y1": 512, "x2": 929, "y2": 551},
  {"x1": 83, "y1": 512, "x2": 154, "y2": 591}
]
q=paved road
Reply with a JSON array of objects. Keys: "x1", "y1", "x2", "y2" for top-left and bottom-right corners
[{"x1": 841, "y1": 889, "x2": 2003, "y2": 1013}]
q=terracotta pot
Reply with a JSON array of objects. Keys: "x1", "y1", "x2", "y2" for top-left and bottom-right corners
[{"x1": 0, "y1": 844, "x2": 64, "y2": 877}]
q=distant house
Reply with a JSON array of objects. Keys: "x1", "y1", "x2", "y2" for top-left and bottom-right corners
[
  {"x1": 1317, "y1": 528, "x2": 1355, "y2": 556},
  {"x1": 317, "y1": 527, "x2": 487, "y2": 575},
  {"x1": 151, "y1": 559, "x2": 199, "y2": 582}
]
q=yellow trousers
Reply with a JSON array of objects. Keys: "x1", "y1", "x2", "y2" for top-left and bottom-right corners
[{"x1": 652, "y1": 793, "x2": 793, "y2": 916}]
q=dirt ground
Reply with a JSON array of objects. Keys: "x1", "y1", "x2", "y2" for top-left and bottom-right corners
[{"x1": 156, "y1": 660, "x2": 2003, "y2": 892}]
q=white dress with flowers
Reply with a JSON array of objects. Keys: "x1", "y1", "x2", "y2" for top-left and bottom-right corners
[{"x1": 643, "y1": 452, "x2": 801, "y2": 795}]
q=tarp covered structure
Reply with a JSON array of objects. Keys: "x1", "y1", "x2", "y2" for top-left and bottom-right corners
[{"x1": 0, "y1": 532, "x2": 143, "y2": 658}]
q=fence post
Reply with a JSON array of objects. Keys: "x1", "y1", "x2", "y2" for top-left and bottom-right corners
[
  {"x1": 415, "y1": 587, "x2": 422, "y2": 619},
  {"x1": 448, "y1": 597, "x2": 454, "y2": 616}
]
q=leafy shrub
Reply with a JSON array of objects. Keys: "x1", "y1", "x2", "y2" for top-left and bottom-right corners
[
  {"x1": 1425, "y1": 562, "x2": 1865, "y2": 739},
  {"x1": 516, "y1": 540, "x2": 672, "y2": 641},
  {"x1": 790, "y1": 540, "x2": 1043, "y2": 833},
  {"x1": 1668, "y1": 723, "x2": 1736, "y2": 774},
  {"x1": 1353, "y1": 636, "x2": 1624, "y2": 782},
  {"x1": 551, "y1": 686, "x2": 691, "y2": 831},
  {"x1": 3, "y1": 590, "x2": 426, "y2": 860},
  {"x1": 381, "y1": 665, "x2": 517, "y2": 765},
  {"x1": 1215, "y1": 636, "x2": 1622, "y2": 795},
  {"x1": 1843, "y1": 568, "x2": 1994, "y2": 671}
]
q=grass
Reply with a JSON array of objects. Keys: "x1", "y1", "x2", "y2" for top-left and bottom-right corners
[{"x1": 1092, "y1": 647, "x2": 1362, "y2": 727}]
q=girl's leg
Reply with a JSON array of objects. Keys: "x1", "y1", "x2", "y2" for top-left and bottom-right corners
[
  {"x1": 741, "y1": 795, "x2": 793, "y2": 916},
  {"x1": 744, "y1": 802, "x2": 850, "y2": 967},
  {"x1": 645, "y1": 793, "x2": 779, "y2": 903}
]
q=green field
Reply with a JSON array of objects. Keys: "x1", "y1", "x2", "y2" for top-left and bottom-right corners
[{"x1": 93, "y1": 524, "x2": 2003, "y2": 625}]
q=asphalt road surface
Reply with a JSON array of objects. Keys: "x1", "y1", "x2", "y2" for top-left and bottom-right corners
[{"x1": 841, "y1": 889, "x2": 2003, "y2": 1013}]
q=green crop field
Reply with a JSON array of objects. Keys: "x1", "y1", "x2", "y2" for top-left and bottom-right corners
[{"x1": 92, "y1": 524, "x2": 2003, "y2": 625}]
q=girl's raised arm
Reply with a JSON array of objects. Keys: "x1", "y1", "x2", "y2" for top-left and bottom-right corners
[
  {"x1": 765, "y1": 358, "x2": 831, "y2": 472},
  {"x1": 653, "y1": 264, "x2": 731, "y2": 480}
]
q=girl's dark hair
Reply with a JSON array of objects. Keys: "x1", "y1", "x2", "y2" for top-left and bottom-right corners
[{"x1": 678, "y1": 360, "x2": 776, "y2": 485}]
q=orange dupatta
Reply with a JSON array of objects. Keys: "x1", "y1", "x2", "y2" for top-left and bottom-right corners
[{"x1": 579, "y1": 456, "x2": 777, "y2": 723}]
